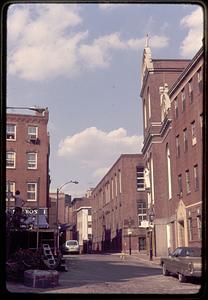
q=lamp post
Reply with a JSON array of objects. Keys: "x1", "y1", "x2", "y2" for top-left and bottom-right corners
[
  {"x1": 56, "y1": 180, "x2": 79, "y2": 255},
  {"x1": 148, "y1": 210, "x2": 155, "y2": 261},
  {"x1": 127, "y1": 217, "x2": 133, "y2": 255}
]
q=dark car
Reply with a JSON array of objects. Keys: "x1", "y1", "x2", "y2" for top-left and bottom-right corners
[{"x1": 160, "y1": 247, "x2": 201, "y2": 283}]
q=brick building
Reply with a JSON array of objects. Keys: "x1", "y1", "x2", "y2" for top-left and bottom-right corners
[
  {"x1": 140, "y1": 43, "x2": 203, "y2": 256},
  {"x1": 91, "y1": 154, "x2": 147, "y2": 253},
  {"x1": 6, "y1": 108, "x2": 50, "y2": 217}
]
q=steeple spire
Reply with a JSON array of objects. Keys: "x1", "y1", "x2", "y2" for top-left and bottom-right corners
[{"x1": 145, "y1": 34, "x2": 150, "y2": 47}]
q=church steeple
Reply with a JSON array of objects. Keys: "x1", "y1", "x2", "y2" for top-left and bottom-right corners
[{"x1": 141, "y1": 34, "x2": 153, "y2": 89}]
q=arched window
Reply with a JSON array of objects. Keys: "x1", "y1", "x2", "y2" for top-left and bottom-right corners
[
  {"x1": 143, "y1": 99, "x2": 147, "y2": 128},
  {"x1": 166, "y1": 144, "x2": 172, "y2": 199},
  {"x1": 147, "y1": 87, "x2": 151, "y2": 119}
]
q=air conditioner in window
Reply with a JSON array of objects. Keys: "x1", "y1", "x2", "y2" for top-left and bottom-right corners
[{"x1": 28, "y1": 136, "x2": 40, "y2": 144}]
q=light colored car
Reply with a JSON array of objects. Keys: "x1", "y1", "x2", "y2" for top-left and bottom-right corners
[
  {"x1": 160, "y1": 247, "x2": 201, "y2": 283},
  {"x1": 62, "y1": 240, "x2": 80, "y2": 254}
]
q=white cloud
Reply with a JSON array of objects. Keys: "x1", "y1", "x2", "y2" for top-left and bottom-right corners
[
  {"x1": 7, "y1": 4, "x2": 169, "y2": 81},
  {"x1": 180, "y1": 7, "x2": 203, "y2": 57},
  {"x1": 58, "y1": 127, "x2": 143, "y2": 182},
  {"x1": 8, "y1": 4, "x2": 86, "y2": 80},
  {"x1": 98, "y1": 4, "x2": 124, "y2": 10}
]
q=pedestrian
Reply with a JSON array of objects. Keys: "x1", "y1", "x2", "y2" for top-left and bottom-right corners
[
  {"x1": 12, "y1": 190, "x2": 25, "y2": 228},
  {"x1": 120, "y1": 242, "x2": 127, "y2": 260}
]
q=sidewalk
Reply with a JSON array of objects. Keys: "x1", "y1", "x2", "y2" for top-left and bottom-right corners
[{"x1": 111, "y1": 251, "x2": 161, "y2": 267}]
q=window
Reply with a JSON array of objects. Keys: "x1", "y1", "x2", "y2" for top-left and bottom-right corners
[
  {"x1": 188, "y1": 218, "x2": 193, "y2": 241},
  {"x1": 143, "y1": 99, "x2": 147, "y2": 128},
  {"x1": 118, "y1": 169, "x2": 122, "y2": 193},
  {"x1": 194, "y1": 165, "x2": 199, "y2": 191},
  {"x1": 183, "y1": 128, "x2": 188, "y2": 152},
  {"x1": 200, "y1": 113, "x2": 203, "y2": 128},
  {"x1": 181, "y1": 90, "x2": 185, "y2": 112},
  {"x1": 28, "y1": 126, "x2": 38, "y2": 140},
  {"x1": 185, "y1": 170, "x2": 191, "y2": 194},
  {"x1": 138, "y1": 237, "x2": 146, "y2": 251},
  {"x1": 27, "y1": 152, "x2": 37, "y2": 169},
  {"x1": 136, "y1": 166, "x2": 145, "y2": 191},
  {"x1": 191, "y1": 121, "x2": 197, "y2": 145},
  {"x1": 197, "y1": 68, "x2": 203, "y2": 92},
  {"x1": 188, "y1": 79, "x2": 193, "y2": 103},
  {"x1": 6, "y1": 181, "x2": 15, "y2": 200},
  {"x1": 88, "y1": 221, "x2": 92, "y2": 228},
  {"x1": 137, "y1": 201, "x2": 147, "y2": 226},
  {"x1": 111, "y1": 178, "x2": 114, "y2": 199},
  {"x1": 147, "y1": 87, "x2": 151, "y2": 119},
  {"x1": 6, "y1": 151, "x2": 16, "y2": 168},
  {"x1": 178, "y1": 174, "x2": 183, "y2": 196},
  {"x1": 88, "y1": 208, "x2": 92, "y2": 215},
  {"x1": 115, "y1": 173, "x2": 118, "y2": 197},
  {"x1": 27, "y1": 183, "x2": 37, "y2": 201},
  {"x1": 166, "y1": 145, "x2": 172, "y2": 199},
  {"x1": 197, "y1": 68, "x2": 202, "y2": 83},
  {"x1": 176, "y1": 135, "x2": 180, "y2": 158},
  {"x1": 6, "y1": 124, "x2": 16, "y2": 140},
  {"x1": 197, "y1": 216, "x2": 202, "y2": 239},
  {"x1": 174, "y1": 98, "x2": 178, "y2": 119}
]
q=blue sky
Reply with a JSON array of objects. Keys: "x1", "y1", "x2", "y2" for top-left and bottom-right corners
[{"x1": 7, "y1": 3, "x2": 203, "y2": 198}]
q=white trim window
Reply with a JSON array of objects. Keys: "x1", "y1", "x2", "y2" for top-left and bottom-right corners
[
  {"x1": 27, "y1": 182, "x2": 37, "y2": 201},
  {"x1": 174, "y1": 98, "x2": 178, "y2": 119},
  {"x1": 27, "y1": 152, "x2": 37, "y2": 169},
  {"x1": 118, "y1": 169, "x2": 122, "y2": 193},
  {"x1": 115, "y1": 173, "x2": 118, "y2": 197},
  {"x1": 147, "y1": 87, "x2": 151, "y2": 119},
  {"x1": 143, "y1": 99, "x2": 147, "y2": 128},
  {"x1": 137, "y1": 201, "x2": 147, "y2": 226},
  {"x1": 176, "y1": 135, "x2": 180, "y2": 158},
  {"x1": 6, "y1": 181, "x2": 15, "y2": 201},
  {"x1": 197, "y1": 68, "x2": 202, "y2": 83},
  {"x1": 185, "y1": 170, "x2": 191, "y2": 194},
  {"x1": 188, "y1": 217, "x2": 193, "y2": 241},
  {"x1": 181, "y1": 89, "x2": 185, "y2": 112},
  {"x1": 6, "y1": 124, "x2": 16, "y2": 140},
  {"x1": 183, "y1": 128, "x2": 188, "y2": 152},
  {"x1": 166, "y1": 145, "x2": 172, "y2": 200},
  {"x1": 191, "y1": 121, "x2": 197, "y2": 145},
  {"x1": 6, "y1": 151, "x2": 16, "y2": 168},
  {"x1": 193, "y1": 164, "x2": 199, "y2": 191},
  {"x1": 197, "y1": 215, "x2": 202, "y2": 239},
  {"x1": 188, "y1": 79, "x2": 193, "y2": 103},
  {"x1": 136, "y1": 166, "x2": 145, "y2": 191},
  {"x1": 28, "y1": 125, "x2": 38, "y2": 140}
]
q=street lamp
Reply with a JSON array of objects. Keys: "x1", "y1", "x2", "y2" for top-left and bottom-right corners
[
  {"x1": 127, "y1": 217, "x2": 133, "y2": 255},
  {"x1": 148, "y1": 209, "x2": 155, "y2": 261},
  {"x1": 56, "y1": 180, "x2": 79, "y2": 255}
]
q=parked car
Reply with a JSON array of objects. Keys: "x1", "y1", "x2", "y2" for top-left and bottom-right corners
[
  {"x1": 160, "y1": 247, "x2": 201, "y2": 283},
  {"x1": 61, "y1": 240, "x2": 80, "y2": 254}
]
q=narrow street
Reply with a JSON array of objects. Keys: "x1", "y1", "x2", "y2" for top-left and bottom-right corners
[{"x1": 7, "y1": 254, "x2": 202, "y2": 294}]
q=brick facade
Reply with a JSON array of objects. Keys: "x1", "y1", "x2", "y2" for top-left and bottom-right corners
[
  {"x1": 140, "y1": 45, "x2": 203, "y2": 256},
  {"x1": 6, "y1": 109, "x2": 50, "y2": 214},
  {"x1": 91, "y1": 154, "x2": 147, "y2": 253}
]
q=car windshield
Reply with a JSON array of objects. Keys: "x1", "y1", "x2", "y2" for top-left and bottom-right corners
[{"x1": 67, "y1": 241, "x2": 78, "y2": 246}]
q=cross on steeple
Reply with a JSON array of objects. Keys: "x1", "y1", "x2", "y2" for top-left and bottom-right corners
[{"x1": 145, "y1": 34, "x2": 150, "y2": 47}]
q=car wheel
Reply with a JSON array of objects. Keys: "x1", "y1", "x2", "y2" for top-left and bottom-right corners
[
  {"x1": 178, "y1": 273, "x2": 187, "y2": 283},
  {"x1": 162, "y1": 263, "x2": 170, "y2": 276}
]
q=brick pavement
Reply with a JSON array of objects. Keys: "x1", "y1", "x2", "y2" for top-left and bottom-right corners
[{"x1": 5, "y1": 253, "x2": 162, "y2": 293}]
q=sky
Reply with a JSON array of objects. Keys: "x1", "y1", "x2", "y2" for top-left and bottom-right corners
[{"x1": 7, "y1": 2, "x2": 203, "y2": 198}]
